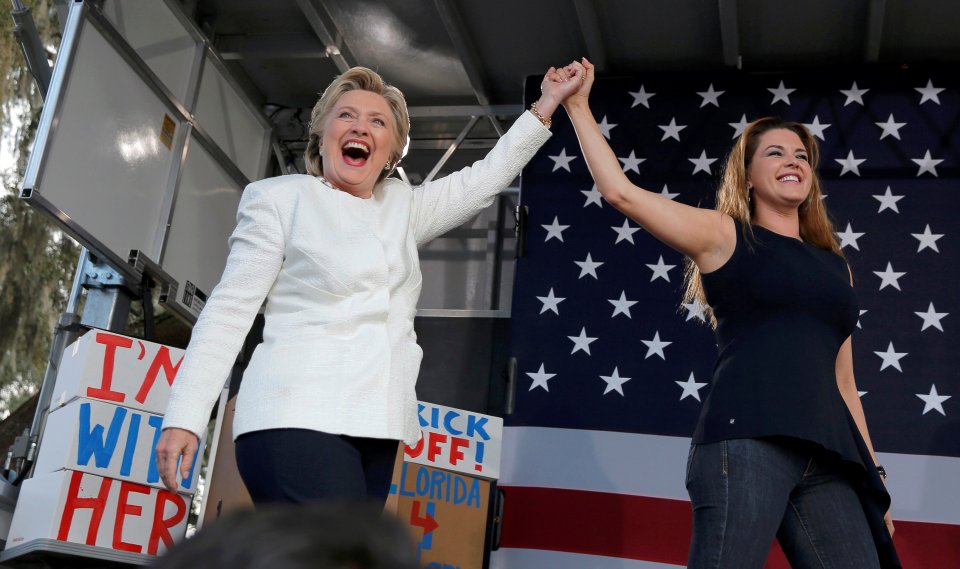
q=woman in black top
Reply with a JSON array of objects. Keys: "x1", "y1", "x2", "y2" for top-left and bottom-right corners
[{"x1": 556, "y1": 59, "x2": 898, "y2": 568}]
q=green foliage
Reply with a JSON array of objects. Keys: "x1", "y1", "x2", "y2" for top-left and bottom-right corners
[{"x1": 0, "y1": 1, "x2": 78, "y2": 418}]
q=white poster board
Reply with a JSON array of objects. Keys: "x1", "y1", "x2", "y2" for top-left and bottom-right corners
[
  {"x1": 403, "y1": 402, "x2": 503, "y2": 480},
  {"x1": 3, "y1": 330, "x2": 205, "y2": 564}
]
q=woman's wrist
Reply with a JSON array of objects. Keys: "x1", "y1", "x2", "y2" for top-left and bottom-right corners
[
  {"x1": 529, "y1": 100, "x2": 552, "y2": 128},
  {"x1": 562, "y1": 95, "x2": 590, "y2": 115},
  {"x1": 532, "y1": 94, "x2": 560, "y2": 121}
]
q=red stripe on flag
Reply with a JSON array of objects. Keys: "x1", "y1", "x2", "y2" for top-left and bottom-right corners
[
  {"x1": 891, "y1": 520, "x2": 960, "y2": 568},
  {"x1": 500, "y1": 486, "x2": 960, "y2": 568},
  {"x1": 500, "y1": 486, "x2": 691, "y2": 565}
]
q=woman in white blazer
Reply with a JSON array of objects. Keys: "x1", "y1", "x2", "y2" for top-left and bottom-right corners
[{"x1": 155, "y1": 65, "x2": 583, "y2": 504}]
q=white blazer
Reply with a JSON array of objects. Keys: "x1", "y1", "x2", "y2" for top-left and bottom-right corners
[{"x1": 162, "y1": 111, "x2": 551, "y2": 444}]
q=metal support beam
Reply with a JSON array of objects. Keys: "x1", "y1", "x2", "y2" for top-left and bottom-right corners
[
  {"x1": 216, "y1": 33, "x2": 329, "y2": 60},
  {"x1": 408, "y1": 104, "x2": 523, "y2": 118},
  {"x1": 433, "y1": 0, "x2": 504, "y2": 137},
  {"x1": 409, "y1": 138, "x2": 496, "y2": 151},
  {"x1": 865, "y1": 0, "x2": 887, "y2": 62},
  {"x1": 10, "y1": 0, "x2": 53, "y2": 98},
  {"x1": 573, "y1": 0, "x2": 607, "y2": 72},
  {"x1": 296, "y1": 0, "x2": 354, "y2": 72},
  {"x1": 718, "y1": 0, "x2": 741, "y2": 68},
  {"x1": 425, "y1": 116, "x2": 480, "y2": 183}
]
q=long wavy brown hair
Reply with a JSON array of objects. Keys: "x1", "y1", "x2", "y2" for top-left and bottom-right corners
[{"x1": 682, "y1": 117, "x2": 843, "y2": 326}]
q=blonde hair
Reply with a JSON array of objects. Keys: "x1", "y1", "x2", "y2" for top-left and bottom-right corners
[
  {"x1": 304, "y1": 67, "x2": 410, "y2": 182},
  {"x1": 682, "y1": 117, "x2": 842, "y2": 326}
]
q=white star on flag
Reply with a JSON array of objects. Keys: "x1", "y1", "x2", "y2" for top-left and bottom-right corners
[
  {"x1": 839, "y1": 81, "x2": 869, "y2": 106},
  {"x1": 768, "y1": 80, "x2": 795, "y2": 105},
  {"x1": 915, "y1": 79, "x2": 944, "y2": 105},
  {"x1": 689, "y1": 150, "x2": 718, "y2": 175},
  {"x1": 646, "y1": 255, "x2": 676, "y2": 282},
  {"x1": 660, "y1": 185, "x2": 680, "y2": 200},
  {"x1": 567, "y1": 327, "x2": 597, "y2": 356},
  {"x1": 658, "y1": 118, "x2": 687, "y2": 141},
  {"x1": 835, "y1": 150, "x2": 866, "y2": 176},
  {"x1": 569, "y1": 327, "x2": 598, "y2": 355},
  {"x1": 915, "y1": 302, "x2": 948, "y2": 332},
  {"x1": 682, "y1": 299, "x2": 707, "y2": 322},
  {"x1": 536, "y1": 288, "x2": 565, "y2": 315},
  {"x1": 582, "y1": 184, "x2": 603, "y2": 208},
  {"x1": 875, "y1": 114, "x2": 906, "y2": 140},
  {"x1": 629, "y1": 85, "x2": 655, "y2": 108},
  {"x1": 598, "y1": 116, "x2": 618, "y2": 139},
  {"x1": 873, "y1": 186, "x2": 904, "y2": 213},
  {"x1": 676, "y1": 372, "x2": 708, "y2": 401},
  {"x1": 874, "y1": 342, "x2": 907, "y2": 372},
  {"x1": 912, "y1": 224, "x2": 943, "y2": 253},
  {"x1": 612, "y1": 219, "x2": 640, "y2": 244},
  {"x1": 575, "y1": 253, "x2": 603, "y2": 279},
  {"x1": 548, "y1": 148, "x2": 578, "y2": 172},
  {"x1": 526, "y1": 364, "x2": 556, "y2": 392},
  {"x1": 729, "y1": 114, "x2": 749, "y2": 138},
  {"x1": 542, "y1": 216, "x2": 569, "y2": 242},
  {"x1": 873, "y1": 262, "x2": 906, "y2": 291},
  {"x1": 609, "y1": 291, "x2": 638, "y2": 318},
  {"x1": 857, "y1": 309, "x2": 868, "y2": 329},
  {"x1": 837, "y1": 222, "x2": 865, "y2": 250},
  {"x1": 912, "y1": 150, "x2": 943, "y2": 177},
  {"x1": 697, "y1": 84, "x2": 724, "y2": 107},
  {"x1": 618, "y1": 150, "x2": 646, "y2": 173},
  {"x1": 803, "y1": 116, "x2": 831, "y2": 140},
  {"x1": 600, "y1": 367, "x2": 631, "y2": 396},
  {"x1": 916, "y1": 384, "x2": 951, "y2": 415},
  {"x1": 642, "y1": 331, "x2": 672, "y2": 360}
]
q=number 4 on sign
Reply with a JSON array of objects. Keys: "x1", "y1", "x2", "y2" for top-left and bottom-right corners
[{"x1": 410, "y1": 500, "x2": 439, "y2": 535}]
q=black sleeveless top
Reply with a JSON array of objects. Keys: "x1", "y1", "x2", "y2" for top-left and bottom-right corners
[{"x1": 694, "y1": 221, "x2": 900, "y2": 568}]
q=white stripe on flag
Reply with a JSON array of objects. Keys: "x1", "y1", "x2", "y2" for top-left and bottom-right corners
[
  {"x1": 491, "y1": 547, "x2": 684, "y2": 569},
  {"x1": 501, "y1": 426, "x2": 960, "y2": 523}
]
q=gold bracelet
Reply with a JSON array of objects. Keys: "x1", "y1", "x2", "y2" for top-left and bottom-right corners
[{"x1": 530, "y1": 101, "x2": 552, "y2": 129}]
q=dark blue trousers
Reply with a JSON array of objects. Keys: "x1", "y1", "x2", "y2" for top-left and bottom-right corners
[{"x1": 234, "y1": 428, "x2": 399, "y2": 506}]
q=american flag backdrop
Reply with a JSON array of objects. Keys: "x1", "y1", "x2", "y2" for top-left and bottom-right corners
[{"x1": 491, "y1": 70, "x2": 960, "y2": 569}]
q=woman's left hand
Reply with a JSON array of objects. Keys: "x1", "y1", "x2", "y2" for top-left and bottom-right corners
[{"x1": 533, "y1": 63, "x2": 586, "y2": 122}]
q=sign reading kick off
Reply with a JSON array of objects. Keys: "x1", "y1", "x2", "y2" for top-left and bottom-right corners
[
  {"x1": 403, "y1": 402, "x2": 503, "y2": 480},
  {"x1": 4, "y1": 330, "x2": 201, "y2": 560}
]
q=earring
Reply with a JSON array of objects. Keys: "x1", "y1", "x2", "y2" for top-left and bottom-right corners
[{"x1": 384, "y1": 161, "x2": 392, "y2": 170}]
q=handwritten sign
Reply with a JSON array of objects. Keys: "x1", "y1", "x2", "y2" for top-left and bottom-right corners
[
  {"x1": 5, "y1": 470, "x2": 188, "y2": 556},
  {"x1": 52, "y1": 330, "x2": 186, "y2": 416},
  {"x1": 6, "y1": 330, "x2": 198, "y2": 561},
  {"x1": 34, "y1": 398, "x2": 203, "y2": 494},
  {"x1": 390, "y1": 462, "x2": 490, "y2": 569},
  {"x1": 403, "y1": 403, "x2": 502, "y2": 479}
]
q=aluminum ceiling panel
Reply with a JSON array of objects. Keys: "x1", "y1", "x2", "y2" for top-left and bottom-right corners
[
  {"x1": 455, "y1": 0, "x2": 587, "y2": 103},
  {"x1": 323, "y1": 0, "x2": 475, "y2": 103},
  {"x1": 738, "y1": 0, "x2": 869, "y2": 67},
  {"x1": 598, "y1": 0, "x2": 727, "y2": 69},
  {"x1": 880, "y1": 0, "x2": 960, "y2": 62}
]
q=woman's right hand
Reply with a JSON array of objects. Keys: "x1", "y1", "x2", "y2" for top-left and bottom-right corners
[
  {"x1": 155, "y1": 427, "x2": 199, "y2": 492},
  {"x1": 560, "y1": 58, "x2": 595, "y2": 111}
]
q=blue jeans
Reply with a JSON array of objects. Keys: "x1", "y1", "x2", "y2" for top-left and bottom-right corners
[{"x1": 686, "y1": 437, "x2": 880, "y2": 569}]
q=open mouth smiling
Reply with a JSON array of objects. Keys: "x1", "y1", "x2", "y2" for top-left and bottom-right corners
[
  {"x1": 341, "y1": 140, "x2": 371, "y2": 166},
  {"x1": 778, "y1": 174, "x2": 800, "y2": 183}
]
